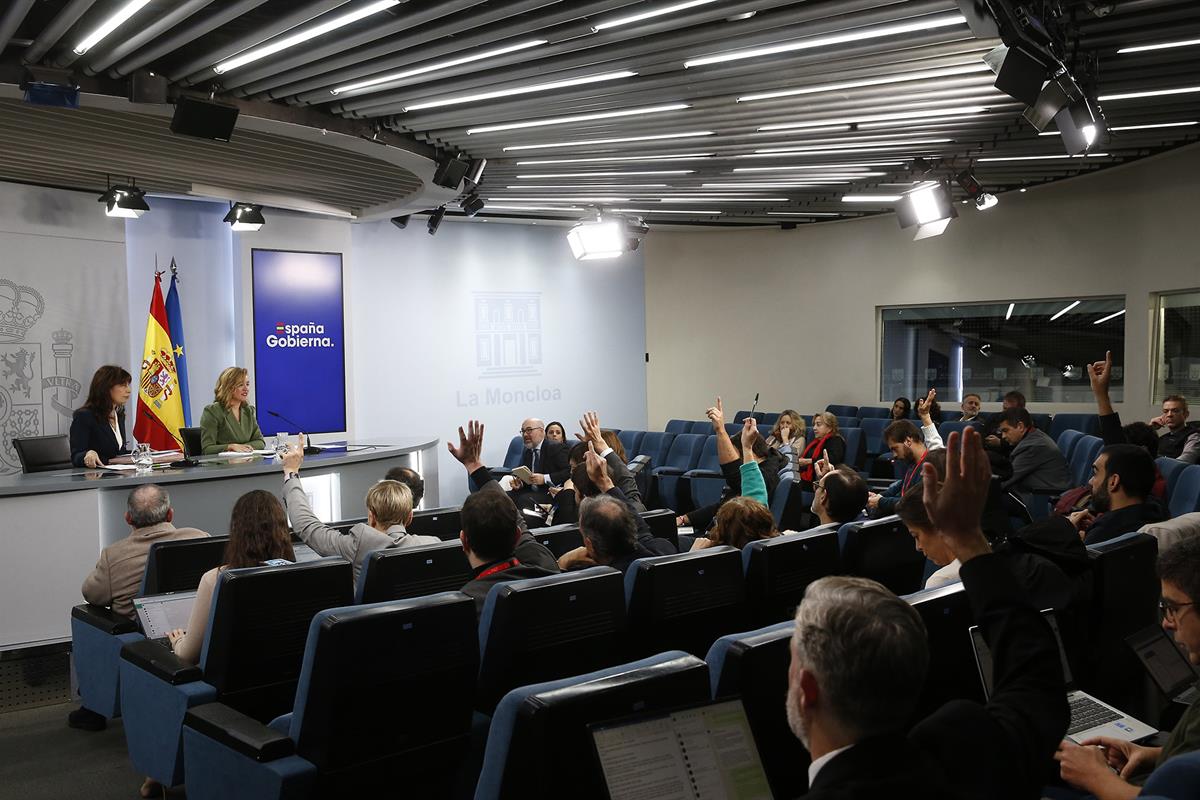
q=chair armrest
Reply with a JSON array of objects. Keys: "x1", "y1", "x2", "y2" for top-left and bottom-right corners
[
  {"x1": 184, "y1": 702, "x2": 295, "y2": 763},
  {"x1": 866, "y1": 478, "x2": 894, "y2": 491},
  {"x1": 652, "y1": 467, "x2": 685, "y2": 477},
  {"x1": 488, "y1": 468, "x2": 513, "y2": 479},
  {"x1": 120, "y1": 638, "x2": 202, "y2": 685},
  {"x1": 72, "y1": 604, "x2": 138, "y2": 635},
  {"x1": 683, "y1": 469, "x2": 722, "y2": 479}
]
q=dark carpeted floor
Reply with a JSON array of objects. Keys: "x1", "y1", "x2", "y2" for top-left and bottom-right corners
[{"x1": 0, "y1": 702, "x2": 157, "y2": 800}]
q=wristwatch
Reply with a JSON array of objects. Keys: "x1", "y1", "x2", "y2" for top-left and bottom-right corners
[{"x1": 284, "y1": 471, "x2": 300, "y2": 481}]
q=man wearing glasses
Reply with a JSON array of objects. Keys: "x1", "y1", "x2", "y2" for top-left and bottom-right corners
[
  {"x1": 1056, "y1": 535, "x2": 1200, "y2": 797},
  {"x1": 508, "y1": 417, "x2": 571, "y2": 508},
  {"x1": 1150, "y1": 396, "x2": 1200, "y2": 464}
]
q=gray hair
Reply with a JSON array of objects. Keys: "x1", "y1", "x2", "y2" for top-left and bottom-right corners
[
  {"x1": 127, "y1": 484, "x2": 171, "y2": 528},
  {"x1": 791, "y1": 576, "x2": 928, "y2": 738},
  {"x1": 578, "y1": 494, "x2": 637, "y2": 560}
]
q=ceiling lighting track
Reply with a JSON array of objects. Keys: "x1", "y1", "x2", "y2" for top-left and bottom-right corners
[
  {"x1": 330, "y1": 39, "x2": 548, "y2": 95},
  {"x1": 402, "y1": 70, "x2": 637, "y2": 112},
  {"x1": 214, "y1": 0, "x2": 401, "y2": 74},
  {"x1": 502, "y1": 130, "x2": 714, "y2": 152},
  {"x1": 1117, "y1": 38, "x2": 1200, "y2": 54},
  {"x1": 1098, "y1": 86, "x2": 1200, "y2": 102},
  {"x1": 466, "y1": 103, "x2": 689, "y2": 135},
  {"x1": 74, "y1": 0, "x2": 152, "y2": 55},
  {"x1": 684, "y1": 13, "x2": 967, "y2": 68},
  {"x1": 737, "y1": 62, "x2": 992, "y2": 102}
]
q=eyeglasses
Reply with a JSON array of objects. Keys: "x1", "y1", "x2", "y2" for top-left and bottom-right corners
[
  {"x1": 1160, "y1": 598, "x2": 1196, "y2": 622},
  {"x1": 520, "y1": 426, "x2": 544, "y2": 435}
]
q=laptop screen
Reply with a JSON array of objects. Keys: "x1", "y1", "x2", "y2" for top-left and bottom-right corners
[
  {"x1": 132, "y1": 591, "x2": 198, "y2": 640},
  {"x1": 971, "y1": 609, "x2": 1074, "y2": 699},
  {"x1": 589, "y1": 698, "x2": 772, "y2": 800},
  {"x1": 1127, "y1": 625, "x2": 1198, "y2": 697}
]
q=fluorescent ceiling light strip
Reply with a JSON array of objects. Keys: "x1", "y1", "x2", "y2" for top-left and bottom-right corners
[
  {"x1": 766, "y1": 211, "x2": 840, "y2": 216},
  {"x1": 74, "y1": 0, "x2": 152, "y2": 54},
  {"x1": 700, "y1": 182, "x2": 853, "y2": 187},
  {"x1": 734, "y1": 161, "x2": 904, "y2": 172},
  {"x1": 404, "y1": 70, "x2": 636, "y2": 111},
  {"x1": 752, "y1": 138, "x2": 953, "y2": 155},
  {"x1": 467, "y1": 103, "x2": 689, "y2": 134},
  {"x1": 738, "y1": 63, "x2": 992, "y2": 102},
  {"x1": 1050, "y1": 300, "x2": 1080, "y2": 321},
  {"x1": 503, "y1": 130, "x2": 713, "y2": 152},
  {"x1": 651, "y1": 196, "x2": 791, "y2": 201},
  {"x1": 857, "y1": 112, "x2": 997, "y2": 130},
  {"x1": 516, "y1": 153, "x2": 712, "y2": 165},
  {"x1": 486, "y1": 205, "x2": 584, "y2": 212},
  {"x1": 1039, "y1": 121, "x2": 1197, "y2": 135},
  {"x1": 977, "y1": 153, "x2": 1108, "y2": 161},
  {"x1": 487, "y1": 196, "x2": 632, "y2": 202},
  {"x1": 1093, "y1": 309, "x2": 1126, "y2": 324},
  {"x1": 331, "y1": 39, "x2": 546, "y2": 94},
  {"x1": 685, "y1": 13, "x2": 967, "y2": 68},
  {"x1": 216, "y1": 0, "x2": 400, "y2": 74},
  {"x1": 504, "y1": 184, "x2": 669, "y2": 189},
  {"x1": 516, "y1": 171, "x2": 694, "y2": 178},
  {"x1": 842, "y1": 194, "x2": 901, "y2": 202},
  {"x1": 612, "y1": 208, "x2": 723, "y2": 214},
  {"x1": 759, "y1": 105, "x2": 987, "y2": 132},
  {"x1": 594, "y1": 0, "x2": 720, "y2": 31},
  {"x1": 1118, "y1": 38, "x2": 1200, "y2": 54},
  {"x1": 1005, "y1": 303, "x2": 1014, "y2": 320},
  {"x1": 1098, "y1": 86, "x2": 1200, "y2": 101}
]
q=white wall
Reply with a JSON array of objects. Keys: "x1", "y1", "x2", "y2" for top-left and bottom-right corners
[
  {"x1": 125, "y1": 197, "x2": 236, "y2": 424},
  {"x1": 350, "y1": 218, "x2": 648, "y2": 503},
  {"x1": 642, "y1": 142, "x2": 1200, "y2": 428}
]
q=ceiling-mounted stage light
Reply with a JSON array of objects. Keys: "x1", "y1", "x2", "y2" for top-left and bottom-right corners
[
  {"x1": 896, "y1": 182, "x2": 956, "y2": 240},
  {"x1": 98, "y1": 179, "x2": 149, "y2": 219},
  {"x1": 223, "y1": 203, "x2": 264, "y2": 231},
  {"x1": 566, "y1": 213, "x2": 647, "y2": 261},
  {"x1": 461, "y1": 194, "x2": 485, "y2": 217},
  {"x1": 427, "y1": 206, "x2": 447, "y2": 235},
  {"x1": 975, "y1": 192, "x2": 998, "y2": 210},
  {"x1": 1056, "y1": 97, "x2": 1105, "y2": 155},
  {"x1": 1024, "y1": 72, "x2": 1083, "y2": 131},
  {"x1": 390, "y1": 215, "x2": 410, "y2": 229},
  {"x1": 466, "y1": 158, "x2": 488, "y2": 187},
  {"x1": 433, "y1": 155, "x2": 471, "y2": 190}
]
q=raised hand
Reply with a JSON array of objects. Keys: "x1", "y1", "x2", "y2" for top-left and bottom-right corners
[
  {"x1": 706, "y1": 396, "x2": 725, "y2": 432},
  {"x1": 921, "y1": 427, "x2": 991, "y2": 564},
  {"x1": 916, "y1": 388, "x2": 936, "y2": 419},
  {"x1": 741, "y1": 417, "x2": 759, "y2": 462},
  {"x1": 814, "y1": 452, "x2": 833, "y2": 479},
  {"x1": 1088, "y1": 350, "x2": 1113, "y2": 393},
  {"x1": 447, "y1": 420, "x2": 485, "y2": 473},
  {"x1": 576, "y1": 410, "x2": 605, "y2": 449},
  {"x1": 584, "y1": 442, "x2": 614, "y2": 492}
]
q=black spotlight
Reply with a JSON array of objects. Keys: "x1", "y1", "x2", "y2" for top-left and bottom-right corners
[
  {"x1": 427, "y1": 206, "x2": 447, "y2": 235},
  {"x1": 1056, "y1": 97, "x2": 1105, "y2": 155},
  {"x1": 170, "y1": 96, "x2": 239, "y2": 142},
  {"x1": 1024, "y1": 72, "x2": 1083, "y2": 131},
  {"x1": 98, "y1": 178, "x2": 149, "y2": 218},
  {"x1": 390, "y1": 215, "x2": 410, "y2": 229},
  {"x1": 466, "y1": 158, "x2": 488, "y2": 187},
  {"x1": 461, "y1": 194, "x2": 485, "y2": 217},
  {"x1": 432, "y1": 155, "x2": 470, "y2": 190},
  {"x1": 20, "y1": 65, "x2": 79, "y2": 108},
  {"x1": 223, "y1": 203, "x2": 264, "y2": 231}
]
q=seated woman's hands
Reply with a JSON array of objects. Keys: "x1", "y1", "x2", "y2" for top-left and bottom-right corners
[{"x1": 226, "y1": 443, "x2": 254, "y2": 453}]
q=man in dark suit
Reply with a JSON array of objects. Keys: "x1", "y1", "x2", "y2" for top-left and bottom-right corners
[
  {"x1": 510, "y1": 417, "x2": 570, "y2": 508},
  {"x1": 787, "y1": 428, "x2": 1068, "y2": 799}
]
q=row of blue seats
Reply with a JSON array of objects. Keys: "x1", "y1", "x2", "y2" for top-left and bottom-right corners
[{"x1": 163, "y1": 526, "x2": 1164, "y2": 800}]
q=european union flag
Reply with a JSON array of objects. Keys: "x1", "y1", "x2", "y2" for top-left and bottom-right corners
[{"x1": 164, "y1": 267, "x2": 192, "y2": 426}]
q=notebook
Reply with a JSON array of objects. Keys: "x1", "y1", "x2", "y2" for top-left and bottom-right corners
[
  {"x1": 970, "y1": 609, "x2": 1156, "y2": 743},
  {"x1": 132, "y1": 590, "x2": 198, "y2": 642},
  {"x1": 589, "y1": 698, "x2": 773, "y2": 800},
  {"x1": 1126, "y1": 624, "x2": 1200, "y2": 706}
]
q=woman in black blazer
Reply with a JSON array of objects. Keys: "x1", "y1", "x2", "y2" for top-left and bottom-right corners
[{"x1": 70, "y1": 365, "x2": 133, "y2": 467}]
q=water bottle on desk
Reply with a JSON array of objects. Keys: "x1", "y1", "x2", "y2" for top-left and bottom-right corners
[{"x1": 133, "y1": 443, "x2": 153, "y2": 471}]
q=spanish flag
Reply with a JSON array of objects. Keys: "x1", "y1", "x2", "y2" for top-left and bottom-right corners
[{"x1": 133, "y1": 273, "x2": 186, "y2": 451}]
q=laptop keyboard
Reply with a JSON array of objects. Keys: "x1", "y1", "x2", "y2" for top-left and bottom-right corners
[{"x1": 1068, "y1": 695, "x2": 1121, "y2": 735}]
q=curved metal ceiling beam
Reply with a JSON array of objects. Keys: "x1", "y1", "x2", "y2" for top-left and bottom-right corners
[
  {"x1": 109, "y1": 0, "x2": 269, "y2": 77},
  {"x1": 0, "y1": 0, "x2": 37, "y2": 56},
  {"x1": 22, "y1": 0, "x2": 97, "y2": 65},
  {"x1": 78, "y1": 0, "x2": 218, "y2": 75}
]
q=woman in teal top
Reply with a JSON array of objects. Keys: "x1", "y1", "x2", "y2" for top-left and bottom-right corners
[{"x1": 199, "y1": 366, "x2": 266, "y2": 454}]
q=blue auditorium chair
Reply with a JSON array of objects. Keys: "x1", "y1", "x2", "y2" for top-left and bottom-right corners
[
  {"x1": 650, "y1": 433, "x2": 706, "y2": 509},
  {"x1": 734, "y1": 410, "x2": 765, "y2": 423},
  {"x1": 476, "y1": 567, "x2": 626, "y2": 713},
  {"x1": 1139, "y1": 750, "x2": 1200, "y2": 800},
  {"x1": 742, "y1": 527, "x2": 840, "y2": 625},
  {"x1": 838, "y1": 515, "x2": 926, "y2": 596},
  {"x1": 355, "y1": 539, "x2": 471, "y2": 604},
  {"x1": 769, "y1": 472, "x2": 794, "y2": 527},
  {"x1": 532, "y1": 523, "x2": 583, "y2": 558},
  {"x1": 1069, "y1": 435, "x2": 1105, "y2": 487},
  {"x1": 902, "y1": 583, "x2": 983, "y2": 718},
  {"x1": 1056, "y1": 429, "x2": 1084, "y2": 462},
  {"x1": 624, "y1": 546, "x2": 746, "y2": 659},
  {"x1": 686, "y1": 435, "x2": 725, "y2": 508},
  {"x1": 627, "y1": 454, "x2": 652, "y2": 501},
  {"x1": 488, "y1": 436, "x2": 526, "y2": 481},
  {"x1": 834, "y1": 415, "x2": 858, "y2": 431},
  {"x1": 688, "y1": 420, "x2": 713, "y2": 434},
  {"x1": 474, "y1": 651, "x2": 710, "y2": 800},
  {"x1": 706, "y1": 622, "x2": 808, "y2": 800},
  {"x1": 71, "y1": 536, "x2": 229, "y2": 722},
  {"x1": 723, "y1": 422, "x2": 741, "y2": 436},
  {"x1": 181, "y1": 592, "x2": 479, "y2": 800},
  {"x1": 616, "y1": 429, "x2": 644, "y2": 459},
  {"x1": 1049, "y1": 413, "x2": 1100, "y2": 439},
  {"x1": 760, "y1": 411, "x2": 781, "y2": 426},
  {"x1": 861, "y1": 417, "x2": 892, "y2": 458},
  {"x1": 857, "y1": 406, "x2": 892, "y2": 419},
  {"x1": 665, "y1": 419, "x2": 691, "y2": 435},
  {"x1": 937, "y1": 420, "x2": 975, "y2": 441},
  {"x1": 640, "y1": 509, "x2": 680, "y2": 549},
  {"x1": 826, "y1": 404, "x2": 859, "y2": 417},
  {"x1": 1157, "y1": 457, "x2": 1189, "y2": 501},
  {"x1": 119, "y1": 559, "x2": 352, "y2": 790},
  {"x1": 1030, "y1": 412, "x2": 1053, "y2": 432},
  {"x1": 633, "y1": 431, "x2": 674, "y2": 471},
  {"x1": 406, "y1": 506, "x2": 462, "y2": 540},
  {"x1": 1170, "y1": 465, "x2": 1200, "y2": 518},
  {"x1": 841, "y1": 427, "x2": 866, "y2": 469}
]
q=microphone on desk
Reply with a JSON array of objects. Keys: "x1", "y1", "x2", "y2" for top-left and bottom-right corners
[{"x1": 267, "y1": 410, "x2": 321, "y2": 455}]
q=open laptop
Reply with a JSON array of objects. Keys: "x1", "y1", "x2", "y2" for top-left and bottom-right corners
[
  {"x1": 1126, "y1": 624, "x2": 1200, "y2": 707},
  {"x1": 132, "y1": 590, "x2": 198, "y2": 645},
  {"x1": 589, "y1": 698, "x2": 773, "y2": 800},
  {"x1": 970, "y1": 609, "x2": 1156, "y2": 743}
]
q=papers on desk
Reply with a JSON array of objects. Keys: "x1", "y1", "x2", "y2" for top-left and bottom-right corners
[
  {"x1": 216, "y1": 450, "x2": 278, "y2": 457},
  {"x1": 99, "y1": 464, "x2": 140, "y2": 471}
]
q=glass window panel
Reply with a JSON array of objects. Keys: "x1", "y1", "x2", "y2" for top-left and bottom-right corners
[
  {"x1": 1153, "y1": 289, "x2": 1200, "y2": 404},
  {"x1": 880, "y1": 296, "x2": 1125, "y2": 404}
]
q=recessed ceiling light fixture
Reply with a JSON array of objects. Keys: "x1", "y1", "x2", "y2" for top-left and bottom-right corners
[
  {"x1": 486, "y1": 204, "x2": 585, "y2": 212},
  {"x1": 74, "y1": 0, "x2": 152, "y2": 55},
  {"x1": 467, "y1": 103, "x2": 689, "y2": 134},
  {"x1": 684, "y1": 13, "x2": 967, "y2": 68},
  {"x1": 486, "y1": 196, "x2": 633, "y2": 202},
  {"x1": 737, "y1": 62, "x2": 992, "y2": 102},
  {"x1": 503, "y1": 130, "x2": 714, "y2": 152},
  {"x1": 1117, "y1": 38, "x2": 1200, "y2": 54},
  {"x1": 1098, "y1": 86, "x2": 1200, "y2": 102},
  {"x1": 403, "y1": 70, "x2": 637, "y2": 111},
  {"x1": 613, "y1": 208, "x2": 723, "y2": 214},
  {"x1": 516, "y1": 171, "x2": 695, "y2": 178},
  {"x1": 734, "y1": 161, "x2": 905, "y2": 172},
  {"x1": 650, "y1": 195, "x2": 791, "y2": 201},
  {"x1": 331, "y1": 39, "x2": 548, "y2": 95},
  {"x1": 516, "y1": 153, "x2": 712, "y2": 165},
  {"x1": 748, "y1": 138, "x2": 953, "y2": 157},
  {"x1": 216, "y1": 0, "x2": 401, "y2": 74},
  {"x1": 976, "y1": 153, "x2": 1108, "y2": 161},
  {"x1": 593, "y1": 0, "x2": 720, "y2": 31},
  {"x1": 842, "y1": 194, "x2": 902, "y2": 202},
  {"x1": 759, "y1": 106, "x2": 988, "y2": 132},
  {"x1": 505, "y1": 184, "x2": 671, "y2": 190}
]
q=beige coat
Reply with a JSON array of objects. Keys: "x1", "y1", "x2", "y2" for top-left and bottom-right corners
[{"x1": 81, "y1": 522, "x2": 210, "y2": 619}]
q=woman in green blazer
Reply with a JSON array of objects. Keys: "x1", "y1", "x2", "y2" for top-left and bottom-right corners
[{"x1": 200, "y1": 366, "x2": 266, "y2": 454}]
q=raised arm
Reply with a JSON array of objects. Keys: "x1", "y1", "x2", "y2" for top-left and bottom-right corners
[
  {"x1": 917, "y1": 389, "x2": 944, "y2": 449},
  {"x1": 577, "y1": 411, "x2": 645, "y2": 510},
  {"x1": 707, "y1": 397, "x2": 739, "y2": 465},
  {"x1": 739, "y1": 418, "x2": 769, "y2": 505},
  {"x1": 280, "y1": 446, "x2": 354, "y2": 561}
]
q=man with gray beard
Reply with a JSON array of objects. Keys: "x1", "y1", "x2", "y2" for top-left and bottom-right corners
[{"x1": 785, "y1": 428, "x2": 1068, "y2": 799}]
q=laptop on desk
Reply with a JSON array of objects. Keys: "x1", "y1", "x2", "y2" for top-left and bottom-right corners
[
  {"x1": 1127, "y1": 624, "x2": 1200, "y2": 707},
  {"x1": 971, "y1": 609, "x2": 1157, "y2": 743},
  {"x1": 589, "y1": 698, "x2": 774, "y2": 800},
  {"x1": 132, "y1": 590, "x2": 198, "y2": 645}
]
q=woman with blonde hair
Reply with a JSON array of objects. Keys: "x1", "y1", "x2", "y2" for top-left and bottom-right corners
[
  {"x1": 199, "y1": 366, "x2": 266, "y2": 455},
  {"x1": 765, "y1": 409, "x2": 805, "y2": 470},
  {"x1": 796, "y1": 412, "x2": 846, "y2": 486}
]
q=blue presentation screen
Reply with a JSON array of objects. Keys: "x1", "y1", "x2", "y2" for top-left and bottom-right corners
[{"x1": 251, "y1": 249, "x2": 346, "y2": 436}]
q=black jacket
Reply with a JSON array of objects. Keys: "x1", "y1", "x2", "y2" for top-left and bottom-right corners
[
  {"x1": 69, "y1": 408, "x2": 128, "y2": 466},
  {"x1": 520, "y1": 439, "x2": 571, "y2": 486},
  {"x1": 461, "y1": 558, "x2": 558, "y2": 618},
  {"x1": 804, "y1": 554, "x2": 1068, "y2": 800},
  {"x1": 1082, "y1": 500, "x2": 1167, "y2": 546}
]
